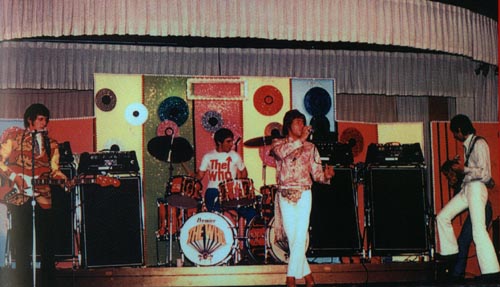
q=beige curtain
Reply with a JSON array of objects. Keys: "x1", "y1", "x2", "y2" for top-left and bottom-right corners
[{"x1": 1, "y1": 0, "x2": 497, "y2": 64}]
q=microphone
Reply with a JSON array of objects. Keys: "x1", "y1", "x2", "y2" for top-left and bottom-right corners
[
  {"x1": 234, "y1": 137, "x2": 241, "y2": 152},
  {"x1": 308, "y1": 128, "x2": 314, "y2": 141}
]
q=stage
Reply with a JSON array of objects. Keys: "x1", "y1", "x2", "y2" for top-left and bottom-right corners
[{"x1": 47, "y1": 261, "x2": 439, "y2": 287}]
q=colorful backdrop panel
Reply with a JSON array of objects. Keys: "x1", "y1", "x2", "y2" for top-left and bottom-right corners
[
  {"x1": 142, "y1": 76, "x2": 197, "y2": 261},
  {"x1": 337, "y1": 121, "x2": 378, "y2": 164},
  {"x1": 377, "y1": 122, "x2": 424, "y2": 148},
  {"x1": 94, "y1": 73, "x2": 144, "y2": 169},
  {"x1": 193, "y1": 97, "x2": 244, "y2": 191},
  {"x1": 242, "y1": 76, "x2": 291, "y2": 189},
  {"x1": 291, "y1": 78, "x2": 335, "y2": 132},
  {"x1": 49, "y1": 118, "x2": 95, "y2": 154}
]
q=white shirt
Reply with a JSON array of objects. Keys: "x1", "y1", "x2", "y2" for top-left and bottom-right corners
[
  {"x1": 463, "y1": 134, "x2": 492, "y2": 184},
  {"x1": 199, "y1": 149, "x2": 246, "y2": 189}
]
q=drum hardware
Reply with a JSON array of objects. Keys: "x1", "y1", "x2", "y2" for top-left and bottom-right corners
[
  {"x1": 157, "y1": 197, "x2": 198, "y2": 267},
  {"x1": 147, "y1": 134, "x2": 196, "y2": 267},
  {"x1": 218, "y1": 178, "x2": 256, "y2": 209}
]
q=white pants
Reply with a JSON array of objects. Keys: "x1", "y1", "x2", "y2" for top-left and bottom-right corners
[
  {"x1": 279, "y1": 189, "x2": 311, "y2": 279},
  {"x1": 436, "y1": 181, "x2": 500, "y2": 274}
]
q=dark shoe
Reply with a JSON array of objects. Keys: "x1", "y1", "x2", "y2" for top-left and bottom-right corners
[
  {"x1": 304, "y1": 273, "x2": 315, "y2": 287},
  {"x1": 286, "y1": 276, "x2": 296, "y2": 287},
  {"x1": 435, "y1": 253, "x2": 458, "y2": 278},
  {"x1": 476, "y1": 272, "x2": 500, "y2": 283}
]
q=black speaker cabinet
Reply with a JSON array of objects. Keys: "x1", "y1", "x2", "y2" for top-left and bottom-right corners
[
  {"x1": 308, "y1": 168, "x2": 362, "y2": 256},
  {"x1": 366, "y1": 167, "x2": 429, "y2": 255},
  {"x1": 81, "y1": 176, "x2": 144, "y2": 268},
  {"x1": 51, "y1": 165, "x2": 76, "y2": 259}
]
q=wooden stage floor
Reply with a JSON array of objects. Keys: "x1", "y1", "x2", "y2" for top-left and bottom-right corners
[{"x1": 50, "y1": 261, "x2": 440, "y2": 287}]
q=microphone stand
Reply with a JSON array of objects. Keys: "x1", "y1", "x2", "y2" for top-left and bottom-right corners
[
  {"x1": 30, "y1": 131, "x2": 38, "y2": 287},
  {"x1": 166, "y1": 134, "x2": 175, "y2": 267}
]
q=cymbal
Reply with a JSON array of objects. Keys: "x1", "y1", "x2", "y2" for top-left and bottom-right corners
[
  {"x1": 244, "y1": 135, "x2": 283, "y2": 147},
  {"x1": 147, "y1": 136, "x2": 193, "y2": 163}
]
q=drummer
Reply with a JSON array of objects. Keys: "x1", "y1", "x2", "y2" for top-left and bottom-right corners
[{"x1": 194, "y1": 127, "x2": 256, "y2": 225}]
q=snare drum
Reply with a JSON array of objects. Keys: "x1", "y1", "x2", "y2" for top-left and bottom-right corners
[
  {"x1": 166, "y1": 175, "x2": 202, "y2": 209},
  {"x1": 179, "y1": 212, "x2": 236, "y2": 266},
  {"x1": 218, "y1": 178, "x2": 255, "y2": 208}
]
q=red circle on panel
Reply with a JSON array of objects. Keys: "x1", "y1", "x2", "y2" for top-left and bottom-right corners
[
  {"x1": 156, "y1": 120, "x2": 180, "y2": 137},
  {"x1": 253, "y1": 85, "x2": 283, "y2": 116}
]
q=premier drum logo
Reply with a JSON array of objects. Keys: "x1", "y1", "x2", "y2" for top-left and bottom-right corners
[{"x1": 187, "y1": 219, "x2": 227, "y2": 262}]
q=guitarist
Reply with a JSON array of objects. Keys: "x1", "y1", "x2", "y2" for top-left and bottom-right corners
[
  {"x1": 440, "y1": 158, "x2": 493, "y2": 281},
  {"x1": 0, "y1": 103, "x2": 67, "y2": 287}
]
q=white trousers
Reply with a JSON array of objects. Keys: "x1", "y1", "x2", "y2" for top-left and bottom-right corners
[
  {"x1": 279, "y1": 189, "x2": 311, "y2": 279},
  {"x1": 436, "y1": 181, "x2": 500, "y2": 274}
]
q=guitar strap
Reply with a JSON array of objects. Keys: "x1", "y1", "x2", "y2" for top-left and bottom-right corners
[
  {"x1": 464, "y1": 135, "x2": 495, "y2": 189},
  {"x1": 464, "y1": 135, "x2": 484, "y2": 167}
]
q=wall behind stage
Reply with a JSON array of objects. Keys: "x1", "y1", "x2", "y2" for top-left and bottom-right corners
[
  {"x1": 431, "y1": 121, "x2": 499, "y2": 277},
  {"x1": 94, "y1": 74, "x2": 336, "y2": 265}
]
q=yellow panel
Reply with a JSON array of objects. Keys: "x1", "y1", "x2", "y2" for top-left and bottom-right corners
[
  {"x1": 377, "y1": 122, "x2": 424, "y2": 149},
  {"x1": 94, "y1": 73, "x2": 144, "y2": 175},
  {"x1": 241, "y1": 76, "x2": 291, "y2": 191}
]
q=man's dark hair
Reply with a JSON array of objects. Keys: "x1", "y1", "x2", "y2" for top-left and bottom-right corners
[
  {"x1": 440, "y1": 158, "x2": 459, "y2": 173},
  {"x1": 214, "y1": 128, "x2": 233, "y2": 146},
  {"x1": 23, "y1": 103, "x2": 50, "y2": 128},
  {"x1": 282, "y1": 109, "x2": 306, "y2": 136},
  {"x1": 450, "y1": 114, "x2": 475, "y2": 135}
]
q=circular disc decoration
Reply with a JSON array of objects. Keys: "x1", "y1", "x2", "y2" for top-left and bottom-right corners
[
  {"x1": 340, "y1": 127, "x2": 364, "y2": 157},
  {"x1": 304, "y1": 87, "x2": 332, "y2": 117},
  {"x1": 253, "y1": 85, "x2": 283, "y2": 116},
  {"x1": 95, "y1": 88, "x2": 117, "y2": 112},
  {"x1": 264, "y1": 122, "x2": 283, "y2": 138},
  {"x1": 201, "y1": 110, "x2": 224, "y2": 133},
  {"x1": 125, "y1": 103, "x2": 149, "y2": 126},
  {"x1": 158, "y1": 96, "x2": 189, "y2": 127},
  {"x1": 258, "y1": 122, "x2": 283, "y2": 168},
  {"x1": 156, "y1": 120, "x2": 180, "y2": 137}
]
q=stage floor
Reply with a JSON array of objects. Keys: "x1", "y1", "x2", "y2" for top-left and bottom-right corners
[{"x1": 54, "y1": 261, "x2": 439, "y2": 287}]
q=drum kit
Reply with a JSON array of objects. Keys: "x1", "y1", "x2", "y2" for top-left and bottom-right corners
[{"x1": 148, "y1": 132, "x2": 307, "y2": 267}]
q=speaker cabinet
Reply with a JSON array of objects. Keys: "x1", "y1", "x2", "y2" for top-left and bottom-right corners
[
  {"x1": 81, "y1": 176, "x2": 144, "y2": 268},
  {"x1": 51, "y1": 165, "x2": 76, "y2": 259},
  {"x1": 366, "y1": 167, "x2": 429, "y2": 255},
  {"x1": 308, "y1": 168, "x2": 362, "y2": 256}
]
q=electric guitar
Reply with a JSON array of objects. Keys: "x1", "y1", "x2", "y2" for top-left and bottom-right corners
[{"x1": 0, "y1": 173, "x2": 121, "y2": 206}]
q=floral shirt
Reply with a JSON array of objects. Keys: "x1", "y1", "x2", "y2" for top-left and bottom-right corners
[{"x1": 271, "y1": 137, "x2": 329, "y2": 187}]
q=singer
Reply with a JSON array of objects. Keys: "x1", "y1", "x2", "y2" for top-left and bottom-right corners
[
  {"x1": 0, "y1": 103, "x2": 67, "y2": 287},
  {"x1": 271, "y1": 109, "x2": 335, "y2": 287}
]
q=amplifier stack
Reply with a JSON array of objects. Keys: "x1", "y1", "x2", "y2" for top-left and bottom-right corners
[{"x1": 76, "y1": 150, "x2": 144, "y2": 268}]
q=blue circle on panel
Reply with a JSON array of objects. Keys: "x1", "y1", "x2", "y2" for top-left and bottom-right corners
[
  {"x1": 303, "y1": 87, "x2": 332, "y2": 117},
  {"x1": 158, "y1": 96, "x2": 189, "y2": 126}
]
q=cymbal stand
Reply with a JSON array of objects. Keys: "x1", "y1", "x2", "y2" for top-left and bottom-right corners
[{"x1": 165, "y1": 135, "x2": 175, "y2": 267}]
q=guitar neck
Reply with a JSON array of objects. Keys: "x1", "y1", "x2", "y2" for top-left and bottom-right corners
[{"x1": 32, "y1": 178, "x2": 66, "y2": 186}]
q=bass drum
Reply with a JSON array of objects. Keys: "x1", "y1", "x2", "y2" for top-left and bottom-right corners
[
  {"x1": 179, "y1": 212, "x2": 236, "y2": 266},
  {"x1": 245, "y1": 216, "x2": 309, "y2": 264},
  {"x1": 266, "y1": 217, "x2": 309, "y2": 263}
]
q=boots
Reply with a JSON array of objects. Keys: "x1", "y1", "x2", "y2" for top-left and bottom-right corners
[
  {"x1": 304, "y1": 273, "x2": 315, "y2": 287},
  {"x1": 286, "y1": 276, "x2": 296, "y2": 287}
]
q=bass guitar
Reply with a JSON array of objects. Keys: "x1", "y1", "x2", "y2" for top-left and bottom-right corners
[{"x1": 1, "y1": 173, "x2": 121, "y2": 206}]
